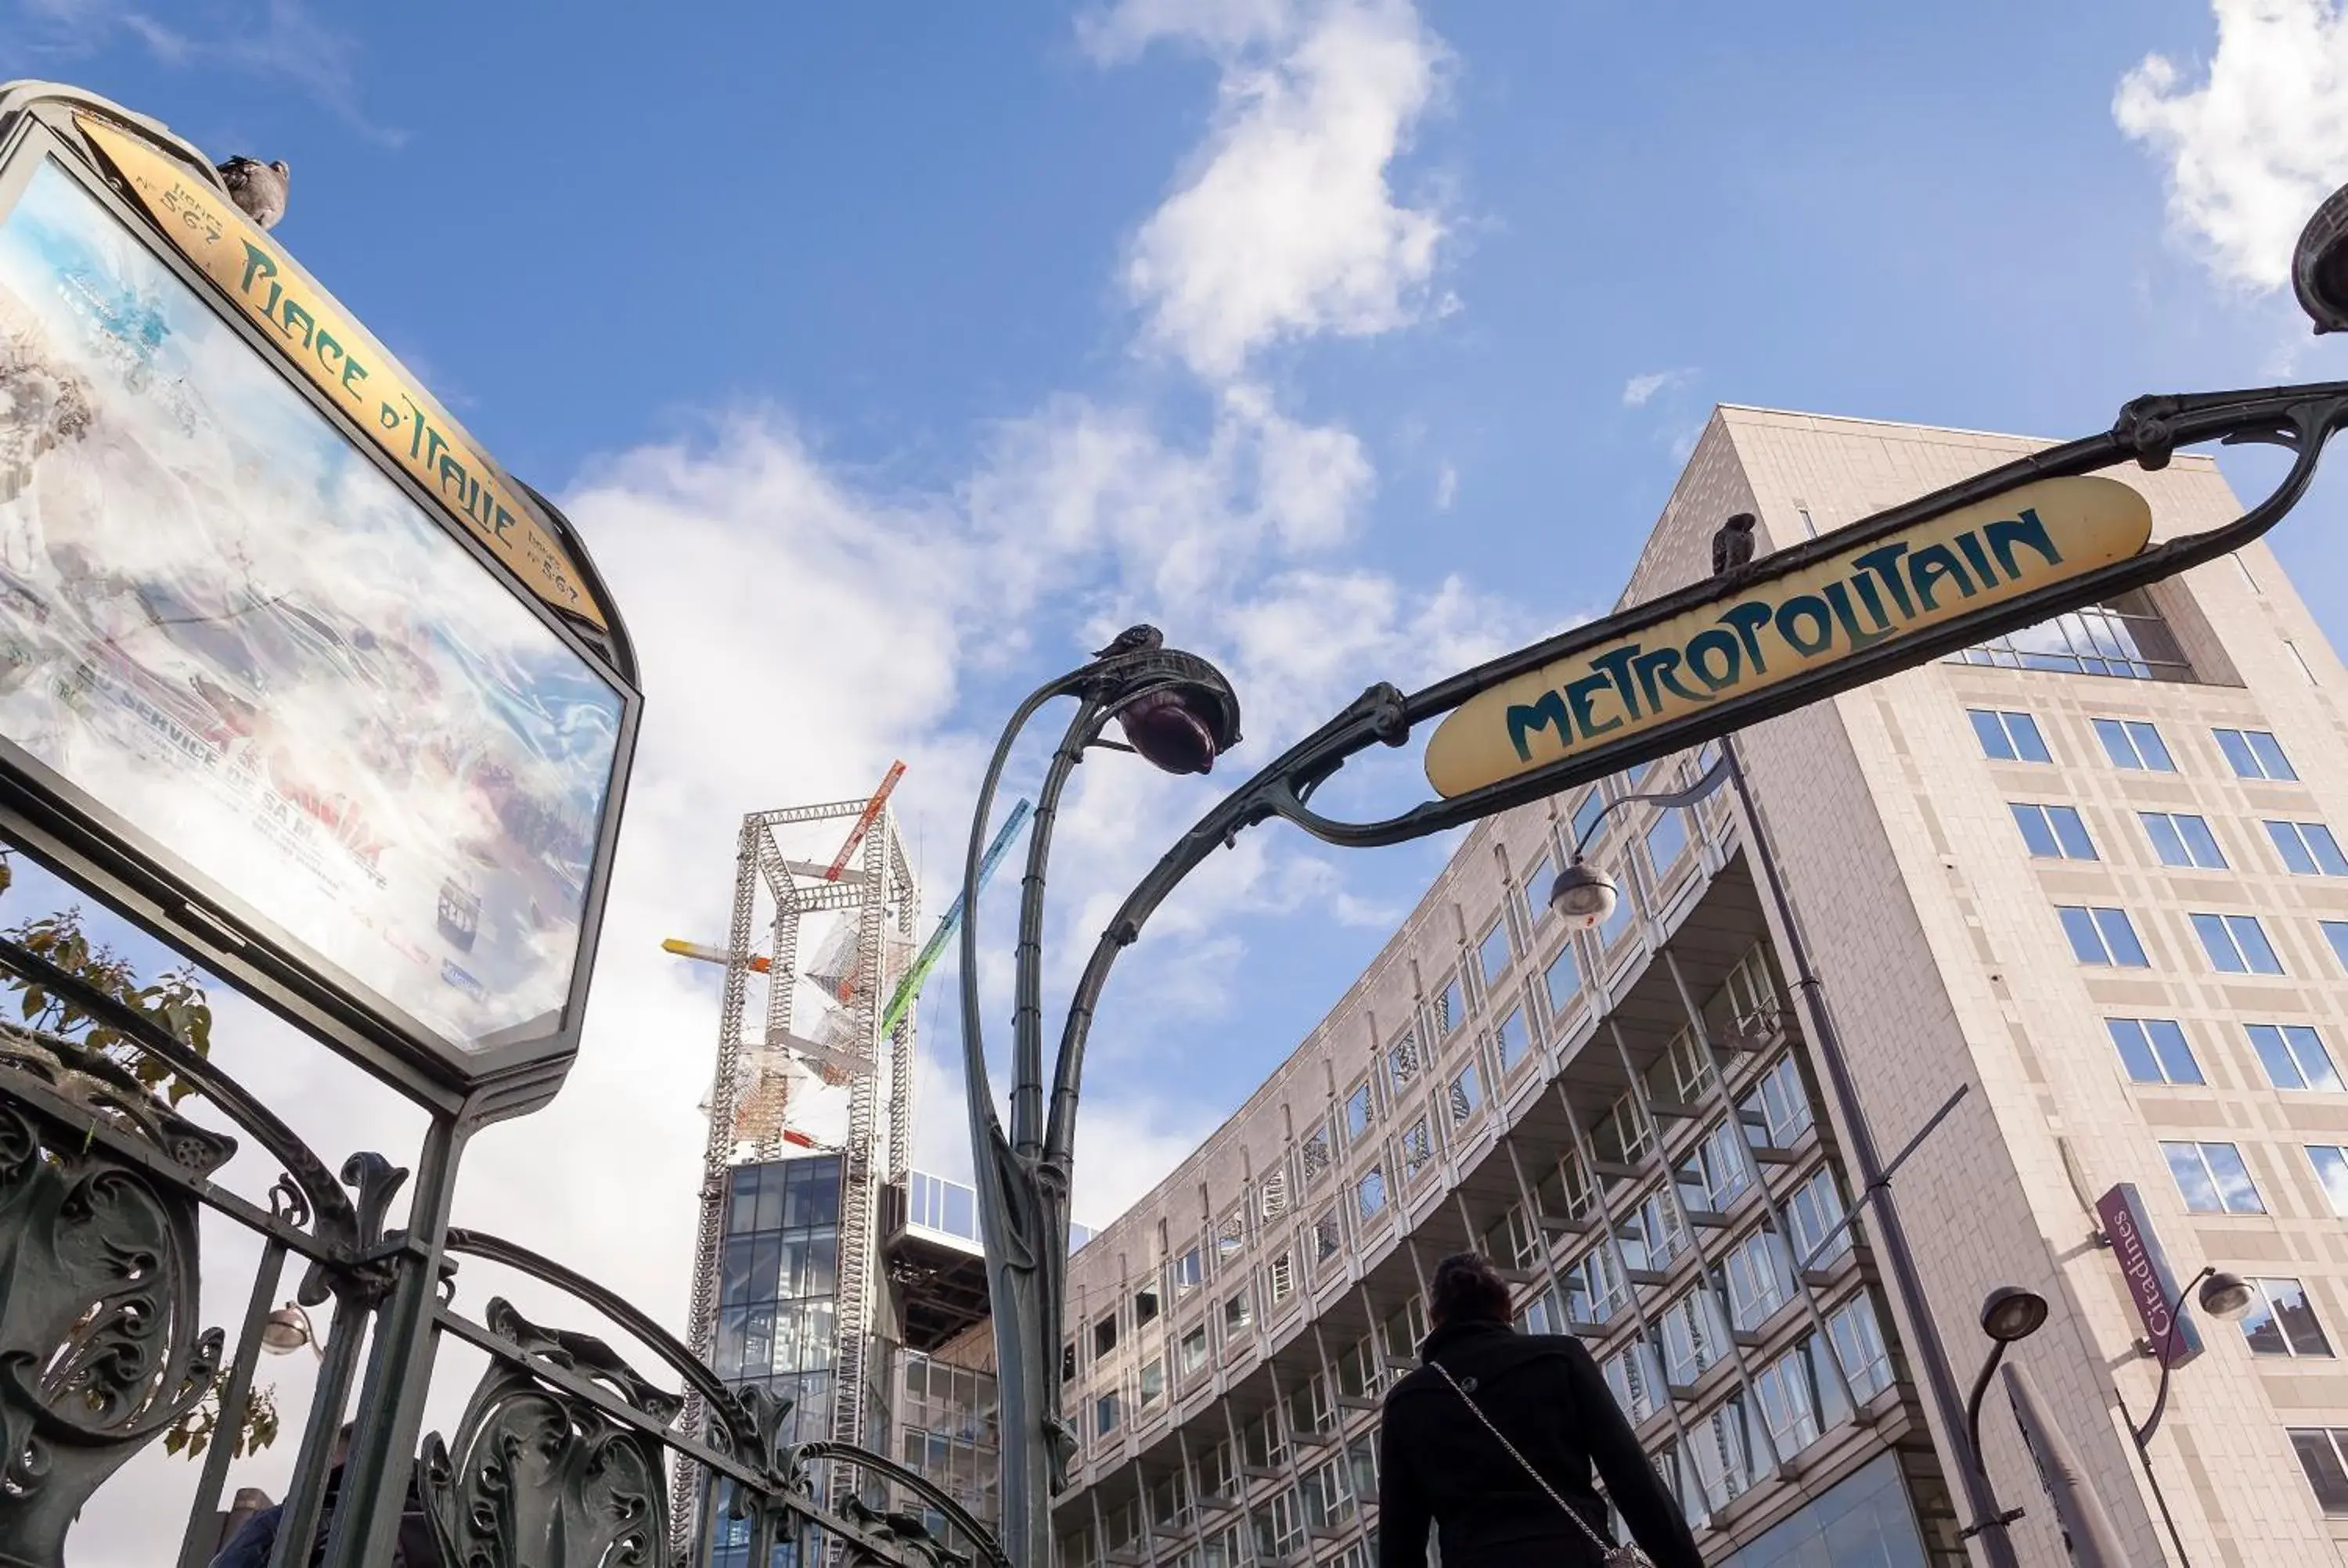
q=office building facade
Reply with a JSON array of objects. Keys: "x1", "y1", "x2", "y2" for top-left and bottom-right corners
[{"x1": 1046, "y1": 408, "x2": 2348, "y2": 1566}]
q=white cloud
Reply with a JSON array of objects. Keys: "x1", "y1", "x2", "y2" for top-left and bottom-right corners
[
  {"x1": 1089, "y1": 0, "x2": 1453, "y2": 379},
  {"x1": 1432, "y1": 459, "x2": 1457, "y2": 510},
  {"x1": 2115, "y1": 0, "x2": 2348, "y2": 290},
  {"x1": 1622, "y1": 367, "x2": 1696, "y2": 407},
  {"x1": 13, "y1": 0, "x2": 402, "y2": 146}
]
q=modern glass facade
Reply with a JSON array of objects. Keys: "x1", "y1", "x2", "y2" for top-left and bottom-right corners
[{"x1": 708, "y1": 1156, "x2": 843, "y2": 1568}]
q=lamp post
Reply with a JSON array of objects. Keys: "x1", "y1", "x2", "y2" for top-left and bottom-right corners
[
  {"x1": 1543, "y1": 758, "x2": 1731, "y2": 929},
  {"x1": 2118, "y1": 1265, "x2": 2255, "y2": 1566},
  {"x1": 1961, "y1": 1286, "x2": 2047, "y2": 1543},
  {"x1": 260, "y1": 1301, "x2": 326, "y2": 1363},
  {"x1": 959, "y1": 184, "x2": 2348, "y2": 1566}
]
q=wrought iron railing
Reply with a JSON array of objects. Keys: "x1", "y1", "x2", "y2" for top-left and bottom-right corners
[{"x1": 0, "y1": 931, "x2": 1007, "y2": 1568}]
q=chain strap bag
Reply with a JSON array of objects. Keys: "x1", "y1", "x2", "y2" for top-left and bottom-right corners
[{"x1": 1429, "y1": 1361, "x2": 1655, "y2": 1568}]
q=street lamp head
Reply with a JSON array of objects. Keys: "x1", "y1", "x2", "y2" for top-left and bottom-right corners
[
  {"x1": 1101, "y1": 640, "x2": 1243, "y2": 776},
  {"x1": 2197, "y1": 1269, "x2": 2256, "y2": 1323},
  {"x1": 1547, "y1": 859, "x2": 1619, "y2": 930},
  {"x1": 1979, "y1": 1285, "x2": 2050, "y2": 1344},
  {"x1": 259, "y1": 1302, "x2": 316, "y2": 1356},
  {"x1": 2294, "y1": 182, "x2": 2348, "y2": 334}
]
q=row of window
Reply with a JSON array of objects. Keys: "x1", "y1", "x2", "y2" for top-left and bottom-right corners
[
  {"x1": 2055, "y1": 903, "x2": 2348, "y2": 978},
  {"x1": 1972, "y1": 708, "x2": 2297, "y2": 782},
  {"x1": 2105, "y1": 1015, "x2": 2346, "y2": 1091},
  {"x1": 2157, "y1": 1138, "x2": 2348, "y2": 1218},
  {"x1": 2011, "y1": 800, "x2": 2348, "y2": 876}
]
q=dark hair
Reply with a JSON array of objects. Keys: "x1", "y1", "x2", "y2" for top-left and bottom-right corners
[{"x1": 1429, "y1": 1251, "x2": 1511, "y2": 1327}]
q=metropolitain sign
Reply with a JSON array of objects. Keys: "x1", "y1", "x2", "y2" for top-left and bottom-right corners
[{"x1": 1423, "y1": 477, "x2": 2154, "y2": 799}]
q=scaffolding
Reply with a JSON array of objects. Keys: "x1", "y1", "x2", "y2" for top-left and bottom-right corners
[{"x1": 671, "y1": 792, "x2": 920, "y2": 1557}]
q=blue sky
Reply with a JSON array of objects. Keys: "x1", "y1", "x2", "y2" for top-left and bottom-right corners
[{"x1": 9, "y1": 0, "x2": 2347, "y2": 1384}]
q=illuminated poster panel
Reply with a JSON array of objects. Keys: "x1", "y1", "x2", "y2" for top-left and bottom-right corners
[{"x1": 0, "y1": 156, "x2": 621, "y2": 1053}]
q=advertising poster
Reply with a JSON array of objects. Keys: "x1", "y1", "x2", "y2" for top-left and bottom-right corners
[{"x1": 0, "y1": 156, "x2": 621, "y2": 1052}]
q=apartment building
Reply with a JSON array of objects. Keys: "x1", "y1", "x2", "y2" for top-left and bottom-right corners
[{"x1": 1045, "y1": 408, "x2": 2348, "y2": 1566}]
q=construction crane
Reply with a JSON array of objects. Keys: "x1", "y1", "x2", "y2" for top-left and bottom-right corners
[{"x1": 669, "y1": 782, "x2": 919, "y2": 1559}]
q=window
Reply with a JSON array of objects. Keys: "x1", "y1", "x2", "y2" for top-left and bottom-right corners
[
  {"x1": 1544, "y1": 943, "x2": 1583, "y2": 1015},
  {"x1": 1448, "y1": 1063, "x2": 1483, "y2": 1124},
  {"x1": 1742, "y1": 1055, "x2": 1813, "y2": 1145},
  {"x1": 1953, "y1": 590, "x2": 2190, "y2": 680},
  {"x1": 1679, "y1": 1122, "x2": 1755, "y2": 1213},
  {"x1": 1343, "y1": 1082, "x2": 1374, "y2": 1144},
  {"x1": 1723, "y1": 1229, "x2": 1795, "y2": 1332},
  {"x1": 1356, "y1": 1167, "x2": 1388, "y2": 1221},
  {"x1": 2291, "y1": 1428, "x2": 2348, "y2": 1516},
  {"x1": 1645, "y1": 807, "x2": 1690, "y2": 876},
  {"x1": 1572, "y1": 789, "x2": 1608, "y2": 849},
  {"x1": 1828, "y1": 1295, "x2": 1896, "y2": 1403},
  {"x1": 2193, "y1": 912, "x2": 2284, "y2": 975},
  {"x1": 2241, "y1": 1278, "x2": 2333, "y2": 1358},
  {"x1": 2249, "y1": 1023, "x2": 2343, "y2": 1091},
  {"x1": 1524, "y1": 854, "x2": 1556, "y2": 927},
  {"x1": 1214, "y1": 1205, "x2": 1245, "y2": 1263},
  {"x1": 2140, "y1": 811, "x2": 2225, "y2": 869},
  {"x1": 1604, "y1": 1334, "x2": 1668, "y2": 1424},
  {"x1": 2215, "y1": 726, "x2": 2297, "y2": 781},
  {"x1": 1478, "y1": 919, "x2": 1512, "y2": 984},
  {"x1": 1786, "y1": 1170, "x2": 1851, "y2": 1268},
  {"x1": 2106, "y1": 1018, "x2": 2203, "y2": 1085},
  {"x1": 1140, "y1": 1358, "x2": 1166, "y2": 1408},
  {"x1": 2268, "y1": 820, "x2": 2348, "y2": 876},
  {"x1": 2094, "y1": 717, "x2": 2177, "y2": 771},
  {"x1": 1091, "y1": 1314, "x2": 1119, "y2": 1359},
  {"x1": 1136, "y1": 1288, "x2": 1161, "y2": 1327},
  {"x1": 1180, "y1": 1325, "x2": 1209, "y2": 1375},
  {"x1": 1659, "y1": 1284, "x2": 1732, "y2": 1385},
  {"x1": 1435, "y1": 975, "x2": 1467, "y2": 1038},
  {"x1": 1385, "y1": 1029, "x2": 1421, "y2": 1091},
  {"x1": 1172, "y1": 1246, "x2": 1204, "y2": 1295},
  {"x1": 1496, "y1": 1006, "x2": 1532, "y2": 1074},
  {"x1": 1267, "y1": 1250, "x2": 1295, "y2": 1304},
  {"x1": 1095, "y1": 1392, "x2": 1120, "y2": 1437},
  {"x1": 1310, "y1": 1206, "x2": 1341, "y2": 1267},
  {"x1": 1595, "y1": 863, "x2": 1636, "y2": 944},
  {"x1": 1300, "y1": 1125, "x2": 1333, "y2": 1185},
  {"x1": 1753, "y1": 1339, "x2": 1828, "y2": 1455},
  {"x1": 2011, "y1": 802, "x2": 2097, "y2": 860},
  {"x1": 1619, "y1": 1188, "x2": 1690, "y2": 1274},
  {"x1": 2162, "y1": 1140, "x2": 2265, "y2": 1214},
  {"x1": 2325, "y1": 922, "x2": 2348, "y2": 974},
  {"x1": 1400, "y1": 1117, "x2": 1435, "y2": 1181},
  {"x1": 1223, "y1": 1289, "x2": 1253, "y2": 1334},
  {"x1": 2312, "y1": 1146, "x2": 2348, "y2": 1218},
  {"x1": 2058, "y1": 905, "x2": 2150, "y2": 967},
  {"x1": 1969, "y1": 708, "x2": 2051, "y2": 763}
]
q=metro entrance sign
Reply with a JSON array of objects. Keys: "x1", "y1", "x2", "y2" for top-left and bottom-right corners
[
  {"x1": 968, "y1": 376, "x2": 2348, "y2": 1568},
  {"x1": 1426, "y1": 476, "x2": 2153, "y2": 798}
]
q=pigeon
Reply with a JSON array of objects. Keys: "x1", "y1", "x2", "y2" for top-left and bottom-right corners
[
  {"x1": 1093, "y1": 624, "x2": 1165, "y2": 659},
  {"x1": 215, "y1": 157, "x2": 290, "y2": 230},
  {"x1": 1711, "y1": 512, "x2": 1757, "y2": 577}
]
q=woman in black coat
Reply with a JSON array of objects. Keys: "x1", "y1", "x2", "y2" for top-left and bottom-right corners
[{"x1": 1377, "y1": 1253, "x2": 1705, "y2": 1568}]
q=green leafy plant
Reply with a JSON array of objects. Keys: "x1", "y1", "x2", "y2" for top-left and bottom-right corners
[
  {"x1": 0, "y1": 851, "x2": 217, "y2": 1103},
  {"x1": 164, "y1": 1382, "x2": 280, "y2": 1461}
]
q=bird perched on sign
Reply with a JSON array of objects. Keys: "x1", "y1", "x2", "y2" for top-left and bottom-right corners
[
  {"x1": 1711, "y1": 512, "x2": 1758, "y2": 578},
  {"x1": 1093, "y1": 624, "x2": 1165, "y2": 659},
  {"x1": 215, "y1": 157, "x2": 290, "y2": 230}
]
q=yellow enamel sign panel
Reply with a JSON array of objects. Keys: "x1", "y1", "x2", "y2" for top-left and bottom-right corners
[
  {"x1": 1423, "y1": 476, "x2": 2154, "y2": 799},
  {"x1": 74, "y1": 116, "x2": 606, "y2": 631}
]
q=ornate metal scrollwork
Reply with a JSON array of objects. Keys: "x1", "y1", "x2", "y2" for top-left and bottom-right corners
[
  {"x1": 420, "y1": 1297, "x2": 676, "y2": 1568},
  {"x1": 0, "y1": 1022, "x2": 230, "y2": 1568}
]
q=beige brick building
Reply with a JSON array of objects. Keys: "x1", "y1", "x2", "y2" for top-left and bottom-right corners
[{"x1": 1044, "y1": 408, "x2": 2348, "y2": 1566}]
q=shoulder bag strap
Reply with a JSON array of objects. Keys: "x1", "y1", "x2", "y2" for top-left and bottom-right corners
[{"x1": 1428, "y1": 1359, "x2": 1620, "y2": 1554}]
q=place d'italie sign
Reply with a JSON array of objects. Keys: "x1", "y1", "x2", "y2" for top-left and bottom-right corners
[
  {"x1": 1421, "y1": 477, "x2": 2155, "y2": 799},
  {"x1": 72, "y1": 116, "x2": 607, "y2": 631}
]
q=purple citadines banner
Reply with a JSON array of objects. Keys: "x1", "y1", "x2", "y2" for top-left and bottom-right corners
[{"x1": 2097, "y1": 1183, "x2": 2202, "y2": 1368}]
